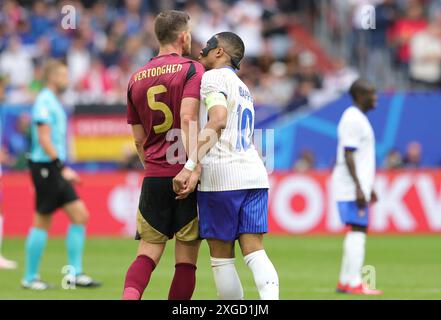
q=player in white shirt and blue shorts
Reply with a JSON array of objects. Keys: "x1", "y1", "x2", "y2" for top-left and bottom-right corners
[
  {"x1": 173, "y1": 32, "x2": 279, "y2": 300},
  {"x1": 332, "y1": 79, "x2": 382, "y2": 295}
]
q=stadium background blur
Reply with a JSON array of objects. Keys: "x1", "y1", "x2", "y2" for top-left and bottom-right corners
[{"x1": 0, "y1": 0, "x2": 440, "y2": 299}]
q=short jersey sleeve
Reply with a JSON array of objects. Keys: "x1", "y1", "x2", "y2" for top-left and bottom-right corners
[
  {"x1": 32, "y1": 97, "x2": 51, "y2": 124},
  {"x1": 200, "y1": 70, "x2": 228, "y2": 110},
  {"x1": 339, "y1": 112, "x2": 362, "y2": 150},
  {"x1": 126, "y1": 85, "x2": 141, "y2": 125},
  {"x1": 182, "y1": 61, "x2": 204, "y2": 99},
  {"x1": 201, "y1": 70, "x2": 228, "y2": 99}
]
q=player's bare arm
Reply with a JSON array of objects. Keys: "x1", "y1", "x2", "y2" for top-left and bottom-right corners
[
  {"x1": 180, "y1": 97, "x2": 200, "y2": 155},
  {"x1": 343, "y1": 149, "x2": 366, "y2": 209},
  {"x1": 173, "y1": 105, "x2": 227, "y2": 194},
  {"x1": 130, "y1": 124, "x2": 147, "y2": 169},
  {"x1": 175, "y1": 97, "x2": 201, "y2": 200},
  {"x1": 37, "y1": 123, "x2": 80, "y2": 184},
  {"x1": 37, "y1": 124, "x2": 58, "y2": 160}
]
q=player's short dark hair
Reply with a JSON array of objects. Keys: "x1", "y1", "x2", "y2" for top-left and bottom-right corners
[
  {"x1": 349, "y1": 78, "x2": 375, "y2": 101},
  {"x1": 154, "y1": 10, "x2": 190, "y2": 45},
  {"x1": 216, "y1": 32, "x2": 245, "y2": 68}
]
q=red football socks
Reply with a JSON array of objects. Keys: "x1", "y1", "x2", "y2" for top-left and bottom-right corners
[
  {"x1": 168, "y1": 263, "x2": 197, "y2": 300},
  {"x1": 122, "y1": 255, "x2": 156, "y2": 300}
]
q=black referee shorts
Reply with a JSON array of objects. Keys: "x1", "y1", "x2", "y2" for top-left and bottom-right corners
[{"x1": 29, "y1": 160, "x2": 79, "y2": 215}]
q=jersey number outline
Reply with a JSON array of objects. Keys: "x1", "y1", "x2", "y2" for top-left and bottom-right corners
[
  {"x1": 147, "y1": 85, "x2": 173, "y2": 134},
  {"x1": 236, "y1": 104, "x2": 254, "y2": 151}
]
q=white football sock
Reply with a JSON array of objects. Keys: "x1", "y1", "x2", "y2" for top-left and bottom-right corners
[
  {"x1": 210, "y1": 257, "x2": 244, "y2": 300},
  {"x1": 338, "y1": 233, "x2": 351, "y2": 285},
  {"x1": 345, "y1": 231, "x2": 366, "y2": 287},
  {"x1": 244, "y1": 250, "x2": 279, "y2": 300}
]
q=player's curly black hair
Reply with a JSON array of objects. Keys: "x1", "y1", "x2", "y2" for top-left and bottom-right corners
[
  {"x1": 216, "y1": 32, "x2": 245, "y2": 70},
  {"x1": 349, "y1": 78, "x2": 375, "y2": 101}
]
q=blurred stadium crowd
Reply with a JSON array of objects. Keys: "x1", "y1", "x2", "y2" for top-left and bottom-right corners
[
  {"x1": 293, "y1": 140, "x2": 425, "y2": 172},
  {"x1": 0, "y1": 0, "x2": 440, "y2": 170},
  {"x1": 1, "y1": 0, "x2": 441, "y2": 106}
]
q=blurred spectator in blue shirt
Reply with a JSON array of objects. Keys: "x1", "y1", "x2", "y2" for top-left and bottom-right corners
[
  {"x1": 6, "y1": 112, "x2": 31, "y2": 170},
  {"x1": 30, "y1": 1, "x2": 54, "y2": 40}
]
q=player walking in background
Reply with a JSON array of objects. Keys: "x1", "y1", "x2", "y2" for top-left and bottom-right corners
[
  {"x1": 332, "y1": 79, "x2": 383, "y2": 295},
  {"x1": 23, "y1": 60, "x2": 100, "y2": 290},
  {"x1": 122, "y1": 10, "x2": 204, "y2": 300},
  {"x1": 174, "y1": 32, "x2": 279, "y2": 300}
]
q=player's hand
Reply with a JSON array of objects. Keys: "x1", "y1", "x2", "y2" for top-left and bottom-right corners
[
  {"x1": 173, "y1": 168, "x2": 192, "y2": 195},
  {"x1": 175, "y1": 169, "x2": 200, "y2": 200},
  {"x1": 175, "y1": 172, "x2": 199, "y2": 200},
  {"x1": 62, "y1": 167, "x2": 81, "y2": 184},
  {"x1": 355, "y1": 186, "x2": 366, "y2": 209},
  {"x1": 370, "y1": 190, "x2": 378, "y2": 204}
]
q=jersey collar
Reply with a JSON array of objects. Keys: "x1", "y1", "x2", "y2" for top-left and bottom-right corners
[
  {"x1": 221, "y1": 66, "x2": 237, "y2": 73},
  {"x1": 151, "y1": 53, "x2": 179, "y2": 61}
]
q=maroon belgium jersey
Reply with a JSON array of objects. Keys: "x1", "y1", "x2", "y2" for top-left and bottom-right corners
[{"x1": 127, "y1": 53, "x2": 204, "y2": 177}]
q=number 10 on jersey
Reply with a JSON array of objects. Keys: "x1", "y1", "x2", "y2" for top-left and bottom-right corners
[{"x1": 236, "y1": 104, "x2": 254, "y2": 151}]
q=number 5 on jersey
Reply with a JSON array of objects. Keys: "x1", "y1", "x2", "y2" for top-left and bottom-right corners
[{"x1": 147, "y1": 85, "x2": 173, "y2": 134}]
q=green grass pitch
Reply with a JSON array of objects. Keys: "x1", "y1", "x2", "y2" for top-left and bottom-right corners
[{"x1": 0, "y1": 235, "x2": 440, "y2": 299}]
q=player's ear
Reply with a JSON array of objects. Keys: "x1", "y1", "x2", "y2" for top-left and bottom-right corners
[
  {"x1": 216, "y1": 47, "x2": 223, "y2": 58},
  {"x1": 184, "y1": 30, "x2": 191, "y2": 43},
  {"x1": 178, "y1": 31, "x2": 187, "y2": 45},
  {"x1": 178, "y1": 31, "x2": 184, "y2": 44}
]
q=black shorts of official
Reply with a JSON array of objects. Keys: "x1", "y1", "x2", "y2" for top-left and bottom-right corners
[
  {"x1": 135, "y1": 177, "x2": 199, "y2": 243},
  {"x1": 29, "y1": 160, "x2": 79, "y2": 215}
]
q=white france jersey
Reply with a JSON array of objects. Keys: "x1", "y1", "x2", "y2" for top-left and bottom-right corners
[
  {"x1": 198, "y1": 67, "x2": 269, "y2": 192},
  {"x1": 332, "y1": 106, "x2": 376, "y2": 201}
]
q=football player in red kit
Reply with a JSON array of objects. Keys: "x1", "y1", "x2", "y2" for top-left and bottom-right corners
[{"x1": 122, "y1": 10, "x2": 204, "y2": 300}]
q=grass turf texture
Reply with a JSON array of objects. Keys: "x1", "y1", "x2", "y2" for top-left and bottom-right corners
[{"x1": 0, "y1": 235, "x2": 440, "y2": 300}]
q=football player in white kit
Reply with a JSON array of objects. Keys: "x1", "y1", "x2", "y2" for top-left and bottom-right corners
[
  {"x1": 332, "y1": 79, "x2": 382, "y2": 295},
  {"x1": 173, "y1": 32, "x2": 279, "y2": 300}
]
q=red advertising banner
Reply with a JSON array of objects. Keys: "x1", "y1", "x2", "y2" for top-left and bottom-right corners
[
  {"x1": 268, "y1": 170, "x2": 441, "y2": 234},
  {"x1": 2, "y1": 172, "x2": 141, "y2": 236},
  {"x1": 2, "y1": 170, "x2": 441, "y2": 236}
]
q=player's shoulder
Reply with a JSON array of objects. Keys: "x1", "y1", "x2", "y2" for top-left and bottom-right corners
[
  {"x1": 128, "y1": 57, "x2": 204, "y2": 88},
  {"x1": 178, "y1": 57, "x2": 205, "y2": 78},
  {"x1": 167, "y1": 55, "x2": 204, "y2": 72},
  {"x1": 201, "y1": 68, "x2": 228, "y2": 83},
  {"x1": 340, "y1": 106, "x2": 363, "y2": 122},
  {"x1": 128, "y1": 63, "x2": 146, "y2": 89},
  {"x1": 33, "y1": 88, "x2": 53, "y2": 109},
  {"x1": 35, "y1": 88, "x2": 51, "y2": 100},
  {"x1": 192, "y1": 60, "x2": 205, "y2": 74},
  {"x1": 32, "y1": 89, "x2": 53, "y2": 119},
  {"x1": 203, "y1": 68, "x2": 223, "y2": 77},
  {"x1": 176, "y1": 55, "x2": 202, "y2": 66}
]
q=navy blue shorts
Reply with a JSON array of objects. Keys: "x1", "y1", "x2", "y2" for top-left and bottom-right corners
[
  {"x1": 197, "y1": 188, "x2": 268, "y2": 241},
  {"x1": 337, "y1": 201, "x2": 369, "y2": 227}
]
